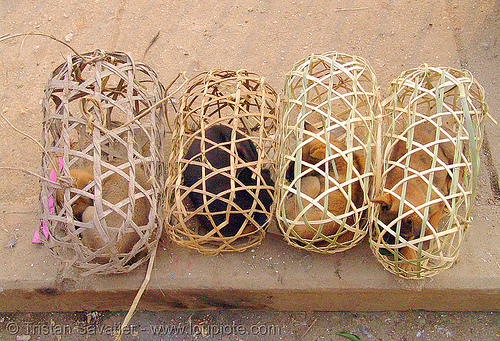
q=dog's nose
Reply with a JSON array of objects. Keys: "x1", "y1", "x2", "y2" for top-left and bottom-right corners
[
  {"x1": 285, "y1": 161, "x2": 296, "y2": 182},
  {"x1": 74, "y1": 212, "x2": 83, "y2": 222},
  {"x1": 379, "y1": 248, "x2": 393, "y2": 256}
]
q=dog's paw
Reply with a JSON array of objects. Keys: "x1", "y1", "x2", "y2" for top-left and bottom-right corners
[
  {"x1": 398, "y1": 246, "x2": 418, "y2": 273},
  {"x1": 398, "y1": 261, "x2": 417, "y2": 273}
]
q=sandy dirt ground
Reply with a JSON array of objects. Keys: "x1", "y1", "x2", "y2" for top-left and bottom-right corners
[{"x1": 1, "y1": 0, "x2": 500, "y2": 340}]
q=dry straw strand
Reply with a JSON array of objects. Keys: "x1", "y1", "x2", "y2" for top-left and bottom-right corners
[
  {"x1": 0, "y1": 32, "x2": 82, "y2": 57},
  {"x1": 114, "y1": 243, "x2": 157, "y2": 341}
]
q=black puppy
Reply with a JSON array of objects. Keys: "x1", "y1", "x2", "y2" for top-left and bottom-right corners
[{"x1": 183, "y1": 125, "x2": 274, "y2": 236}]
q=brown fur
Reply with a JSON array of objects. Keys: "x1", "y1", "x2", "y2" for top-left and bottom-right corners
[
  {"x1": 372, "y1": 122, "x2": 463, "y2": 271},
  {"x1": 285, "y1": 122, "x2": 365, "y2": 240},
  {"x1": 61, "y1": 164, "x2": 151, "y2": 262},
  {"x1": 56, "y1": 166, "x2": 94, "y2": 221}
]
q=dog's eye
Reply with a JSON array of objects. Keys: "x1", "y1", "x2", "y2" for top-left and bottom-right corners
[
  {"x1": 401, "y1": 219, "x2": 414, "y2": 236},
  {"x1": 380, "y1": 203, "x2": 390, "y2": 212}
]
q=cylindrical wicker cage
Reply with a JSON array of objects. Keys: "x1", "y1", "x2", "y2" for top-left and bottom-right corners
[
  {"x1": 165, "y1": 70, "x2": 279, "y2": 254},
  {"x1": 371, "y1": 65, "x2": 487, "y2": 278},
  {"x1": 39, "y1": 50, "x2": 166, "y2": 276},
  {"x1": 276, "y1": 52, "x2": 378, "y2": 253}
]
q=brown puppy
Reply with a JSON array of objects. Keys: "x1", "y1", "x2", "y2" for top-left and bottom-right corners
[
  {"x1": 284, "y1": 122, "x2": 365, "y2": 240},
  {"x1": 60, "y1": 164, "x2": 151, "y2": 261},
  {"x1": 372, "y1": 122, "x2": 462, "y2": 271}
]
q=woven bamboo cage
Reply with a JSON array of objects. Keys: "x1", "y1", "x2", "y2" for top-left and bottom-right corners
[
  {"x1": 370, "y1": 64, "x2": 488, "y2": 278},
  {"x1": 165, "y1": 70, "x2": 279, "y2": 254},
  {"x1": 276, "y1": 52, "x2": 378, "y2": 253},
  {"x1": 39, "y1": 50, "x2": 166, "y2": 276}
]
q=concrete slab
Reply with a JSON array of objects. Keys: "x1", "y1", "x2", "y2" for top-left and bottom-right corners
[{"x1": 0, "y1": 0, "x2": 499, "y2": 312}]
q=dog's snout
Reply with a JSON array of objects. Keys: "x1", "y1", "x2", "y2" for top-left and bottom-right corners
[{"x1": 285, "y1": 161, "x2": 295, "y2": 182}]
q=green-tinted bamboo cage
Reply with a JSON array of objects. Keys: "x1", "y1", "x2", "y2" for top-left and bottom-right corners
[
  {"x1": 276, "y1": 52, "x2": 379, "y2": 253},
  {"x1": 371, "y1": 65, "x2": 488, "y2": 278}
]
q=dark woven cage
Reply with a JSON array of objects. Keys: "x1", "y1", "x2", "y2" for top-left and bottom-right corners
[
  {"x1": 165, "y1": 70, "x2": 279, "y2": 254},
  {"x1": 39, "y1": 50, "x2": 166, "y2": 276},
  {"x1": 371, "y1": 65, "x2": 487, "y2": 278},
  {"x1": 276, "y1": 52, "x2": 379, "y2": 253}
]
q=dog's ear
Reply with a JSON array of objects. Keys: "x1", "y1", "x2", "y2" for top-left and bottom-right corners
[
  {"x1": 308, "y1": 139, "x2": 326, "y2": 160},
  {"x1": 303, "y1": 121, "x2": 319, "y2": 133},
  {"x1": 352, "y1": 149, "x2": 366, "y2": 173},
  {"x1": 69, "y1": 168, "x2": 94, "y2": 189},
  {"x1": 235, "y1": 139, "x2": 259, "y2": 162},
  {"x1": 56, "y1": 168, "x2": 93, "y2": 207},
  {"x1": 235, "y1": 167, "x2": 254, "y2": 183},
  {"x1": 427, "y1": 202, "x2": 445, "y2": 232},
  {"x1": 389, "y1": 139, "x2": 408, "y2": 162},
  {"x1": 437, "y1": 126, "x2": 461, "y2": 164},
  {"x1": 372, "y1": 193, "x2": 393, "y2": 211},
  {"x1": 439, "y1": 140, "x2": 458, "y2": 167},
  {"x1": 302, "y1": 121, "x2": 325, "y2": 161}
]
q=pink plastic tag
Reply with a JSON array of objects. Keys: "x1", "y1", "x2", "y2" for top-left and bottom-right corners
[{"x1": 33, "y1": 157, "x2": 63, "y2": 243}]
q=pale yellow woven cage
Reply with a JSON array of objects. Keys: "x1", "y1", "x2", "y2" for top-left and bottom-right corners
[
  {"x1": 39, "y1": 50, "x2": 166, "y2": 276},
  {"x1": 165, "y1": 70, "x2": 279, "y2": 254},
  {"x1": 370, "y1": 65, "x2": 487, "y2": 278},
  {"x1": 276, "y1": 52, "x2": 379, "y2": 253}
]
